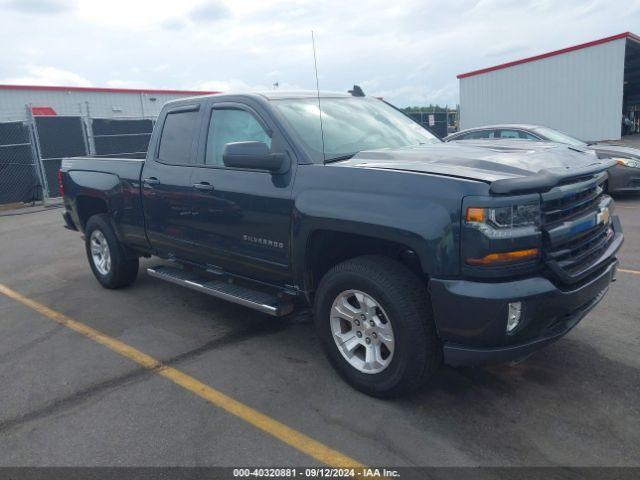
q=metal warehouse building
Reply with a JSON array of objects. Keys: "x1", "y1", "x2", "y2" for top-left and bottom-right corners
[
  {"x1": 0, "y1": 84, "x2": 215, "y2": 122},
  {"x1": 458, "y1": 32, "x2": 640, "y2": 141},
  {"x1": 0, "y1": 85, "x2": 217, "y2": 205}
]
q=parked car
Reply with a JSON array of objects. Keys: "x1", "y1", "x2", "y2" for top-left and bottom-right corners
[
  {"x1": 60, "y1": 92, "x2": 622, "y2": 397},
  {"x1": 445, "y1": 124, "x2": 640, "y2": 193}
]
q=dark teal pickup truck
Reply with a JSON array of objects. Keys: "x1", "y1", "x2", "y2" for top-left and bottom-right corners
[{"x1": 60, "y1": 91, "x2": 623, "y2": 396}]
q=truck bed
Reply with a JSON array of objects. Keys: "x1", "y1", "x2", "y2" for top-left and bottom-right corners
[
  {"x1": 60, "y1": 156, "x2": 147, "y2": 250},
  {"x1": 60, "y1": 156, "x2": 145, "y2": 178}
]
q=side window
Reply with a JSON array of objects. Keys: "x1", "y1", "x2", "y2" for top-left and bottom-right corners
[
  {"x1": 206, "y1": 109, "x2": 272, "y2": 166},
  {"x1": 461, "y1": 130, "x2": 492, "y2": 140},
  {"x1": 519, "y1": 131, "x2": 538, "y2": 140},
  {"x1": 498, "y1": 129, "x2": 532, "y2": 139},
  {"x1": 157, "y1": 109, "x2": 199, "y2": 164}
]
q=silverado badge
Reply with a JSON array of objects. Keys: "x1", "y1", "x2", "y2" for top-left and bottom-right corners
[{"x1": 243, "y1": 235, "x2": 284, "y2": 249}]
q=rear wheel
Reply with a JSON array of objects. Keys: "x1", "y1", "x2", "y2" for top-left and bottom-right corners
[
  {"x1": 85, "y1": 214, "x2": 139, "y2": 289},
  {"x1": 314, "y1": 255, "x2": 441, "y2": 397}
]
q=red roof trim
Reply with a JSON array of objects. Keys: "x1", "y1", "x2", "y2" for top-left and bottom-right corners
[
  {"x1": 457, "y1": 32, "x2": 640, "y2": 79},
  {"x1": 0, "y1": 84, "x2": 220, "y2": 96},
  {"x1": 31, "y1": 106, "x2": 57, "y2": 116}
]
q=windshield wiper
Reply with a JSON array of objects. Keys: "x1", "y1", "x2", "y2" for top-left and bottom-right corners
[{"x1": 324, "y1": 153, "x2": 358, "y2": 164}]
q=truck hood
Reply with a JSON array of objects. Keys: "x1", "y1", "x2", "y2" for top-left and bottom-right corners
[{"x1": 336, "y1": 141, "x2": 610, "y2": 187}]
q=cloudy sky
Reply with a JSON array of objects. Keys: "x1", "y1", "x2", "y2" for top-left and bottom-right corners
[{"x1": 0, "y1": 0, "x2": 638, "y2": 107}]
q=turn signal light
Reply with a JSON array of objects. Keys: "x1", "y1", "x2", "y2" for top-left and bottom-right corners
[
  {"x1": 466, "y1": 207, "x2": 486, "y2": 222},
  {"x1": 466, "y1": 248, "x2": 539, "y2": 266}
]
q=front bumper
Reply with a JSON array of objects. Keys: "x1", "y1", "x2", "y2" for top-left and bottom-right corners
[
  {"x1": 430, "y1": 258, "x2": 619, "y2": 367},
  {"x1": 608, "y1": 165, "x2": 640, "y2": 193}
]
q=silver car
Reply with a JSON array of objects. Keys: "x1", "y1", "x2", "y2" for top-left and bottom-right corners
[{"x1": 445, "y1": 124, "x2": 640, "y2": 194}]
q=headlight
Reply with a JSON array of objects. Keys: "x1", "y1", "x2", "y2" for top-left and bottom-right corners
[
  {"x1": 462, "y1": 198, "x2": 542, "y2": 271},
  {"x1": 466, "y1": 204, "x2": 540, "y2": 229},
  {"x1": 613, "y1": 157, "x2": 639, "y2": 168}
]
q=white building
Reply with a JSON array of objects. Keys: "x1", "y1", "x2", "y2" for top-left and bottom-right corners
[
  {"x1": 458, "y1": 32, "x2": 640, "y2": 141},
  {"x1": 0, "y1": 84, "x2": 217, "y2": 122},
  {"x1": 0, "y1": 85, "x2": 219, "y2": 204}
]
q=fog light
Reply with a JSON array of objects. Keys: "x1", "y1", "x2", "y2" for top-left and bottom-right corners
[{"x1": 507, "y1": 302, "x2": 522, "y2": 333}]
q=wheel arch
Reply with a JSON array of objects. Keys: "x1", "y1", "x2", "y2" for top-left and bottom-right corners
[
  {"x1": 291, "y1": 183, "x2": 462, "y2": 298},
  {"x1": 76, "y1": 195, "x2": 109, "y2": 231},
  {"x1": 67, "y1": 170, "x2": 124, "y2": 237},
  {"x1": 299, "y1": 226, "x2": 430, "y2": 301}
]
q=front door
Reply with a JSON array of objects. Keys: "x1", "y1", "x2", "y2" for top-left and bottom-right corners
[{"x1": 188, "y1": 102, "x2": 295, "y2": 286}]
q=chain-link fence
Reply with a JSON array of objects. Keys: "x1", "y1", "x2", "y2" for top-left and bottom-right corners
[
  {"x1": 0, "y1": 119, "x2": 44, "y2": 205},
  {"x1": 90, "y1": 117, "x2": 154, "y2": 159},
  {"x1": 33, "y1": 115, "x2": 89, "y2": 198},
  {"x1": 0, "y1": 107, "x2": 157, "y2": 205},
  {"x1": 405, "y1": 109, "x2": 458, "y2": 139}
]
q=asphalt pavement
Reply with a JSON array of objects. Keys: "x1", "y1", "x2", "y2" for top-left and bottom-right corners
[{"x1": 0, "y1": 197, "x2": 638, "y2": 468}]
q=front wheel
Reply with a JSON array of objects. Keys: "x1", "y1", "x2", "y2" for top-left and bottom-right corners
[
  {"x1": 85, "y1": 214, "x2": 139, "y2": 289},
  {"x1": 313, "y1": 255, "x2": 441, "y2": 397}
]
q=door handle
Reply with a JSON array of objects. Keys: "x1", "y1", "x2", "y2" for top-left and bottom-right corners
[
  {"x1": 143, "y1": 177, "x2": 160, "y2": 186},
  {"x1": 193, "y1": 182, "x2": 214, "y2": 192}
]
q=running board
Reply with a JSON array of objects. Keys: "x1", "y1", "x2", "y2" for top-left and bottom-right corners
[{"x1": 147, "y1": 266, "x2": 294, "y2": 317}]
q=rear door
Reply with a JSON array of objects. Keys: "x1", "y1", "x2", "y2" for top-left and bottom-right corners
[
  {"x1": 187, "y1": 100, "x2": 296, "y2": 286},
  {"x1": 141, "y1": 104, "x2": 202, "y2": 260}
]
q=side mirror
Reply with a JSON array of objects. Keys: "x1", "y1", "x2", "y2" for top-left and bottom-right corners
[{"x1": 222, "y1": 141, "x2": 289, "y2": 174}]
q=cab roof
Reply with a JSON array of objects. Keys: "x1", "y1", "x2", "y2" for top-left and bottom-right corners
[{"x1": 165, "y1": 90, "x2": 354, "y2": 106}]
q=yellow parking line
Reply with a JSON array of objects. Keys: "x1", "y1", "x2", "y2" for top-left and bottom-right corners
[
  {"x1": 619, "y1": 268, "x2": 640, "y2": 275},
  {"x1": 0, "y1": 282, "x2": 364, "y2": 468}
]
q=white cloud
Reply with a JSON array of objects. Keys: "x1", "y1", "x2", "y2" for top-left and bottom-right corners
[
  {"x1": 106, "y1": 79, "x2": 153, "y2": 89},
  {"x1": 4, "y1": 0, "x2": 72, "y2": 14},
  {"x1": 160, "y1": 18, "x2": 188, "y2": 31},
  {"x1": 75, "y1": 0, "x2": 203, "y2": 28},
  {"x1": 195, "y1": 78, "x2": 303, "y2": 92},
  {"x1": 1, "y1": 66, "x2": 93, "y2": 87},
  {"x1": 188, "y1": 0, "x2": 231, "y2": 23},
  {"x1": 196, "y1": 79, "x2": 255, "y2": 91},
  {"x1": 0, "y1": 0, "x2": 638, "y2": 106},
  {"x1": 374, "y1": 81, "x2": 459, "y2": 106}
]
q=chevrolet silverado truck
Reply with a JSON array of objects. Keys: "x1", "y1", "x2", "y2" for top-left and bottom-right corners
[{"x1": 60, "y1": 91, "x2": 623, "y2": 397}]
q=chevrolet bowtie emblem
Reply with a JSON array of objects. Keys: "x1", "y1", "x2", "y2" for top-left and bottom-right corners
[{"x1": 597, "y1": 206, "x2": 610, "y2": 226}]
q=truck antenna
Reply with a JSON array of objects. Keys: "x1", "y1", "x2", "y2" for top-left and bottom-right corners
[{"x1": 311, "y1": 30, "x2": 327, "y2": 164}]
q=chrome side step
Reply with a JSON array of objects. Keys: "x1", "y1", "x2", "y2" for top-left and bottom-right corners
[{"x1": 147, "y1": 266, "x2": 294, "y2": 317}]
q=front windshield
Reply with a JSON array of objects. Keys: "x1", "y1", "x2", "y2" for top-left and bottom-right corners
[
  {"x1": 533, "y1": 127, "x2": 587, "y2": 147},
  {"x1": 272, "y1": 97, "x2": 440, "y2": 162}
]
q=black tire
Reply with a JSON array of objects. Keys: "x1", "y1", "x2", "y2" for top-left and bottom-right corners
[
  {"x1": 84, "y1": 214, "x2": 139, "y2": 289},
  {"x1": 313, "y1": 255, "x2": 441, "y2": 397}
]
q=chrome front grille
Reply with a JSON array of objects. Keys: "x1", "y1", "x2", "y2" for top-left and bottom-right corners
[
  {"x1": 546, "y1": 222, "x2": 613, "y2": 275},
  {"x1": 541, "y1": 183, "x2": 601, "y2": 224},
  {"x1": 541, "y1": 172, "x2": 615, "y2": 282}
]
